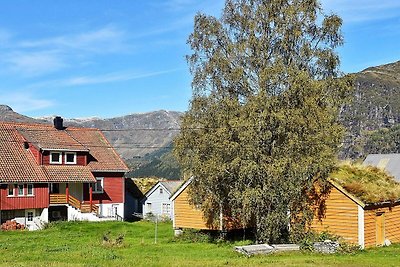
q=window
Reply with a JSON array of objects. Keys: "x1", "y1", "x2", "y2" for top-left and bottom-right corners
[
  {"x1": 93, "y1": 177, "x2": 103, "y2": 193},
  {"x1": 65, "y1": 152, "x2": 77, "y2": 164},
  {"x1": 159, "y1": 188, "x2": 163, "y2": 194},
  {"x1": 8, "y1": 184, "x2": 14, "y2": 196},
  {"x1": 147, "y1": 203, "x2": 152, "y2": 212},
  {"x1": 17, "y1": 184, "x2": 24, "y2": 196},
  {"x1": 50, "y1": 152, "x2": 62, "y2": 164},
  {"x1": 162, "y1": 203, "x2": 171, "y2": 214},
  {"x1": 27, "y1": 184, "x2": 34, "y2": 196},
  {"x1": 27, "y1": 211, "x2": 34, "y2": 222}
]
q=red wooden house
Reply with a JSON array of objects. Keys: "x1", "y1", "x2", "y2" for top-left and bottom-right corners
[{"x1": 0, "y1": 117, "x2": 129, "y2": 230}]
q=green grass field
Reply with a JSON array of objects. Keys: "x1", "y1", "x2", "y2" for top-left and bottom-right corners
[{"x1": 0, "y1": 221, "x2": 399, "y2": 267}]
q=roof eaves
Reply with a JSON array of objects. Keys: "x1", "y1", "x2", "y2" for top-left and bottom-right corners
[
  {"x1": 170, "y1": 177, "x2": 193, "y2": 201},
  {"x1": 329, "y1": 179, "x2": 366, "y2": 208}
]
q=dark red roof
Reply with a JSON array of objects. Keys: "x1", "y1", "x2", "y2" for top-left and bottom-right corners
[{"x1": 0, "y1": 121, "x2": 128, "y2": 183}]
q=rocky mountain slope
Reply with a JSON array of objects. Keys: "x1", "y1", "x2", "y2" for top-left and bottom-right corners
[{"x1": 340, "y1": 60, "x2": 400, "y2": 158}]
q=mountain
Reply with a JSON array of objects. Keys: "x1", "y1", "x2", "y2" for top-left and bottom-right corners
[{"x1": 340, "y1": 60, "x2": 400, "y2": 158}]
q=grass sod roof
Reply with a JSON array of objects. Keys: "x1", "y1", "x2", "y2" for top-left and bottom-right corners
[{"x1": 330, "y1": 164, "x2": 400, "y2": 204}]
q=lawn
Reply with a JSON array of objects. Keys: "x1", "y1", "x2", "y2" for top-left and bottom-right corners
[{"x1": 0, "y1": 221, "x2": 399, "y2": 267}]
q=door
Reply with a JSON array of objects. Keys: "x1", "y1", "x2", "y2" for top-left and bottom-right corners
[
  {"x1": 25, "y1": 209, "x2": 36, "y2": 230},
  {"x1": 376, "y1": 212, "x2": 385, "y2": 246},
  {"x1": 50, "y1": 183, "x2": 60, "y2": 194}
]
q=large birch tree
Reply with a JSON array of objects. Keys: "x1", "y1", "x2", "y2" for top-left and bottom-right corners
[{"x1": 174, "y1": 0, "x2": 353, "y2": 243}]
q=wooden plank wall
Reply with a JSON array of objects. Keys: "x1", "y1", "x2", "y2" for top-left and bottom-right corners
[
  {"x1": 364, "y1": 205, "x2": 400, "y2": 247},
  {"x1": 174, "y1": 188, "x2": 210, "y2": 230},
  {"x1": 311, "y1": 187, "x2": 359, "y2": 244},
  {"x1": 0, "y1": 183, "x2": 49, "y2": 210}
]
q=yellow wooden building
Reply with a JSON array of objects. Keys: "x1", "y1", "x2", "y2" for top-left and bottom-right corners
[
  {"x1": 170, "y1": 178, "x2": 215, "y2": 231},
  {"x1": 172, "y1": 165, "x2": 400, "y2": 248},
  {"x1": 311, "y1": 164, "x2": 400, "y2": 248}
]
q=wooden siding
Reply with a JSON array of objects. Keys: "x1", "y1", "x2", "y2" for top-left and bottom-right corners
[
  {"x1": 364, "y1": 205, "x2": 400, "y2": 247},
  {"x1": 83, "y1": 173, "x2": 124, "y2": 204},
  {"x1": 311, "y1": 186, "x2": 359, "y2": 244},
  {"x1": 174, "y1": 187, "x2": 210, "y2": 230},
  {"x1": 42, "y1": 151, "x2": 87, "y2": 165},
  {"x1": 0, "y1": 183, "x2": 49, "y2": 210}
]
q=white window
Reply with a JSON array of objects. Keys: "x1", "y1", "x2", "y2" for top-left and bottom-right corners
[
  {"x1": 162, "y1": 203, "x2": 171, "y2": 214},
  {"x1": 159, "y1": 187, "x2": 163, "y2": 194},
  {"x1": 8, "y1": 184, "x2": 14, "y2": 196},
  {"x1": 50, "y1": 152, "x2": 62, "y2": 164},
  {"x1": 147, "y1": 202, "x2": 152, "y2": 212},
  {"x1": 17, "y1": 184, "x2": 24, "y2": 196},
  {"x1": 93, "y1": 177, "x2": 104, "y2": 193},
  {"x1": 65, "y1": 152, "x2": 77, "y2": 164},
  {"x1": 27, "y1": 184, "x2": 34, "y2": 196},
  {"x1": 27, "y1": 211, "x2": 34, "y2": 222}
]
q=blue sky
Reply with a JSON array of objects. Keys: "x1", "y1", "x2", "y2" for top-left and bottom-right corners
[{"x1": 0, "y1": 0, "x2": 399, "y2": 118}]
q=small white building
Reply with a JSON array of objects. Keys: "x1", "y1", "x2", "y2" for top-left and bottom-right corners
[{"x1": 142, "y1": 181, "x2": 182, "y2": 220}]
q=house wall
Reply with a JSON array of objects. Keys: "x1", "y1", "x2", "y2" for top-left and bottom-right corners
[
  {"x1": 143, "y1": 184, "x2": 173, "y2": 219},
  {"x1": 311, "y1": 186, "x2": 359, "y2": 244},
  {"x1": 364, "y1": 205, "x2": 400, "y2": 247},
  {"x1": 0, "y1": 183, "x2": 49, "y2": 210},
  {"x1": 173, "y1": 186, "x2": 209, "y2": 230},
  {"x1": 83, "y1": 172, "x2": 124, "y2": 204}
]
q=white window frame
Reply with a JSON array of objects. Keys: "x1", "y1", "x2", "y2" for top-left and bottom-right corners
[
  {"x1": 162, "y1": 203, "x2": 171, "y2": 214},
  {"x1": 50, "y1": 151, "x2": 62, "y2": 164},
  {"x1": 27, "y1": 184, "x2": 34, "y2": 196},
  {"x1": 7, "y1": 184, "x2": 14, "y2": 196},
  {"x1": 159, "y1": 187, "x2": 163, "y2": 194},
  {"x1": 17, "y1": 184, "x2": 24, "y2": 196},
  {"x1": 147, "y1": 202, "x2": 152, "y2": 212},
  {"x1": 64, "y1": 152, "x2": 77, "y2": 164},
  {"x1": 93, "y1": 177, "x2": 104, "y2": 194}
]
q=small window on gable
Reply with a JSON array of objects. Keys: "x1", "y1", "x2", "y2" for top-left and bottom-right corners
[
  {"x1": 159, "y1": 187, "x2": 163, "y2": 194},
  {"x1": 8, "y1": 184, "x2": 14, "y2": 196},
  {"x1": 27, "y1": 184, "x2": 34, "y2": 196},
  {"x1": 50, "y1": 152, "x2": 62, "y2": 164},
  {"x1": 17, "y1": 184, "x2": 24, "y2": 196},
  {"x1": 93, "y1": 177, "x2": 104, "y2": 194},
  {"x1": 65, "y1": 152, "x2": 77, "y2": 164}
]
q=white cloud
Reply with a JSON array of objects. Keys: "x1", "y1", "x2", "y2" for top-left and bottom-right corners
[
  {"x1": 27, "y1": 68, "x2": 180, "y2": 89},
  {"x1": 19, "y1": 25, "x2": 127, "y2": 53},
  {"x1": 4, "y1": 51, "x2": 66, "y2": 76},
  {"x1": 0, "y1": 91, "x2": 54, "y2": 113}
]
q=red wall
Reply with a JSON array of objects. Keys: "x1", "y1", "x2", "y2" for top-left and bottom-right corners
[
  {"x1": 42, "y1": 151, "x2": 87, "y2": 165},
  {"x1": 83, "y1": 172, "x2": 124, "y2": 204},
  {"x1": 0, "y1": 184, "x2": 49, "y2": 210},
  {"x1": 28, "y1": 144, "x2": 41, "y2": 165}
]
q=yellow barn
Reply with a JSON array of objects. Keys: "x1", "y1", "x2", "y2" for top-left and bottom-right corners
[{"x1": 312, "y1": 165, "x2": 400, "y2": 248}]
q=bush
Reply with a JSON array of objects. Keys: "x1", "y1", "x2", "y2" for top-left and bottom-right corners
[{"x1": 174, "y1": 229, "x2": 213, "y2": 243}]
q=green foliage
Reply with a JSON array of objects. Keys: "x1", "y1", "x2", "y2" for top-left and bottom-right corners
[
  {"x1": 174, "y1": 229, "x2": 214, "y2": 243},
  {"x1": 174, "y1": 0, "x2": 353, "y2": 244},
  {"x1": 331, "y1": 164, "x2": 400, "y2": 203}
]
